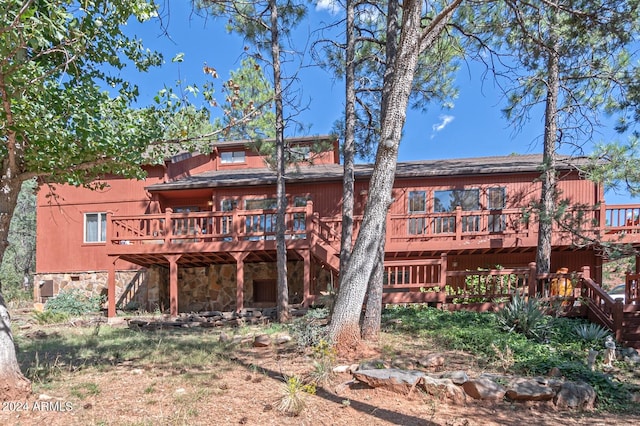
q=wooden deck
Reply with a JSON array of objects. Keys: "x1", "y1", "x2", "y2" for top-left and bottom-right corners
[
  {"x1": 107, "y1": 203, "x2": 640, "y2": 261},
  {"x1": 104, "y1": 203, "x2": 640, "y2": 348}
]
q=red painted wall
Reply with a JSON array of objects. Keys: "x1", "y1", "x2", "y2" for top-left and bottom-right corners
[{"x1": 36, "y1": 146, "x2": 602, "y2": 279}]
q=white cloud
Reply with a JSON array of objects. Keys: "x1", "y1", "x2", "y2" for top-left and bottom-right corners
[
  {"x1": 315, "y1": 0, "x2": 341, "y2": 15},
  {"x1": 431, "y1": 115, "x2": 455, "y2": 138}
]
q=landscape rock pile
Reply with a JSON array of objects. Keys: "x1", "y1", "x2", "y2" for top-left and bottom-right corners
[
  {"x1": 126, "y1": 307, "x2": 308, "y2": 330},
  {"x1": 348, "y1": 366, "x2": 598, "y2": 409}
]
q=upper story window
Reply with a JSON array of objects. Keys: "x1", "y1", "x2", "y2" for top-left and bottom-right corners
[
  {"x1": 433, "y1": 189, "x2": 480, "y2": 212},
  {"x1": 289, "y1": 145, "x2": 311, "y2": 161},
  {"x1": 408, "y1": 191, "x2": 427, "y2": 213},
  {"x1": 408, "y1": 191, "x2": 427, "y2": 235},
  {"x1": 84, "y1": 212, "x2": 107, "y2": 243},
  {"x1": 487, "y1": 187, "x2": 506, "y2": 210},
  {"x1": 293, "y1": 196, "x2": 311, "y2": 207},
  {"x1": 433, "y1": 189, "x2": 480, "y2": 233},
  {"x1": 488, "y1": 187, "x2": 507, "y2": 232},
  {"x1": 245, "y1": 198, "x2": 277, "y2": 210},
  {"x1": 220, "y1": 150, "x2": 246, "y2": 164}
]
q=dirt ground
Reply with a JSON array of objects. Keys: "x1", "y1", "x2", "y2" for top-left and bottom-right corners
[{"x1": 1, "y1": 313, "x2": 639, "y2": 426}]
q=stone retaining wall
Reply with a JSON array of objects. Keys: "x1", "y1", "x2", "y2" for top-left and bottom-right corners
[{"x1": 35, "y1": 259, "x2": 309, "y2": 313}]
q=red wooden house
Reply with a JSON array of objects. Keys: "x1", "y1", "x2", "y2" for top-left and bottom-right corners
[{"x1": 34, "y1": 135, "x2": 640, "y2": 318}]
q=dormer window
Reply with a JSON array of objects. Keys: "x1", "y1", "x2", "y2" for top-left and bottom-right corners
[{"x1": 220, "y1": 150, "x2": 245, "y2": 164}]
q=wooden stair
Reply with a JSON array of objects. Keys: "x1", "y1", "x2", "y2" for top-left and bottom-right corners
[{"x1": 622, "y1": 304, "x2": 640, "y2": 349}]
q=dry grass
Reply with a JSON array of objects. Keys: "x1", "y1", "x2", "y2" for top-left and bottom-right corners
[{"x1": 2, "y1": 311, "x2": 639, "y2": 426}]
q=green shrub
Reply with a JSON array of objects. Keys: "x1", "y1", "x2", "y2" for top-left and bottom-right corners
[
  {"x1": 44, "y1": 289, "x2": 104, "y2": 316},
  {"x1": 496, "y1": 295, "x2": 549, "y2": 340},
  {"x1": 32, "y1": 310, "x2": 70, "y2": 324},
  {"x1": 287, "y1": 308, "x2": 329, "y2": 348}
]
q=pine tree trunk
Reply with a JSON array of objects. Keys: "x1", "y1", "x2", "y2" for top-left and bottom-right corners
[
  {"x1": 339, "y1": 0, "x2": 356, "y2": 281},
  {"x1": 328, "y1": 0, "x2": 427, "y2": 350},
  {"x1": 361, "y1": 221, "x2": 386, "y2": 341},
  {"x1": 270, "y1": 0, "x2": 289, "y2": 322},
  {"x1": 536, "y1": 30, "x2": 560, "y2": 277}
]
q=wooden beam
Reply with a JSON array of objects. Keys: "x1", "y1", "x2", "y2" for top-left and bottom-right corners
[
  {"x1": 231, "y1": 252, "x2": 249, "y2": 312},
  {"x1": 107, "y1": 257, "x2": 118, "y2": 318},
  {"x1": 164, "y1": 254, "x2": 182, "y2": 317},
  {"x1": 301, "y1": 249, "x2": 311, "y2": 307}
]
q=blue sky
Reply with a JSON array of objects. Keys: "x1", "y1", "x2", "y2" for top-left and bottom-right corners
[{"x1": 121, "y1": 2, "x2": 634, "y2": 204}]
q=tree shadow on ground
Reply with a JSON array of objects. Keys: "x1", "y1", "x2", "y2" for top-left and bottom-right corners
[{"x1": 14, "y1": 321, "x2": 437, "y2": 425}]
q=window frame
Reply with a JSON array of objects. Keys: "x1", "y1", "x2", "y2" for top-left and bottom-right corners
[
  {"x1": 407, "y1": 190, "x2": 427, "y2": 235},
  {"x1": 487, "y1": 187, "x2": 507, "y2": 233},
  {"x1": 220, "y1": 150, "x2": 246, "y2": 164},
  {"x1": 84, "y1": 212, "x2": 107, "y2": 243}
]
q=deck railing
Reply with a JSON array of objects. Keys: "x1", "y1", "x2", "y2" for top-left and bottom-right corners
[
  {"x1": 387, "y1": 207, "x2": 531, "y2": 242},
  {"x1": 108, "y1": 203, "x2": 640, "y2": 248},
  {"x1": 108, "y1": 203, "x2": 314, "y2": 245}
]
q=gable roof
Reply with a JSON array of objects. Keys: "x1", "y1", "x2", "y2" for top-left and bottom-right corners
[{"x1": 146, "y1": 153, "x2": 590, "y2": 192}]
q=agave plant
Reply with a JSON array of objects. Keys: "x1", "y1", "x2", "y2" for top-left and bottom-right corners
[
  {"x1": 496, "y1": 295, "x2": 549, "y2": 340},
  {"x1": 573, "y1": 323, "x2": 611, "y2": 348}
]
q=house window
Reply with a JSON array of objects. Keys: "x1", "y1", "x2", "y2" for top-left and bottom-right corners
[
  {"x1": 488, "y1": 187, "x2": 506, "y2": 210},
  {"x1": 408, "y1": 191, "x2": 427, "y2": 235},
  {"x1": 245, "y1": 198, "x2": 277, "y2": 237},
  {"x1": 172, "y1": 206, "x2": 200, "y2": 237},
  {"x1": 292, "y1": 196, "x2": 310, "y2": 235},
  {"x1": 221, "y1": 200, "x2": 235, "y2": 235},
  {"x1": 245, "y1": 198, "x2": 277, "y2": 210},
  {"x1": 85, "y1": 212, "x2": 107, "y2": 243},
  {"x1": 220, "y1": 150, "x2": 245, "y2": 164},
  {"x1": 289, "y1": 145, "x2": 311, "y2": 161},
  {"x1": 488, "y1": 187, "x2": 506, "y2": 232},
  {"x1": 433, "y1": 189, "x2": 480, "y2": 233}
]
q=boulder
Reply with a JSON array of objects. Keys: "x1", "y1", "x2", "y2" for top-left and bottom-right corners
[
  {"x1": 437, "y1": 371, "x2": 469, "y2": 385},
  {"x1": 554, "y1": 381, "x2": 596, "y2": 410},
  {"x1": 422, "y1": 376, "x2": 467, "y2": 404},
  {"x1": 273, "y1": 334, "x2": 292, "y2": 345},
  {"x1": 462, "y1": 377, "x2": 506, "y2": 400},
  {"x1": 253, "y1": 334, "x2": 271, "y2": 347},
  {"x1": 418, "y1": 353, "x2": 445, "y2": 369},
  {"x1": 353, "y1": 368, "x2": 425, "y2": 394},
  {"x1": 505, "y1": 379, "x2": 555, "y2": 401}
]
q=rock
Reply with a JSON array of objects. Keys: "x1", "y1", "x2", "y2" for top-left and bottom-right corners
[
  {"x1": 505, "y1": 379, "x2": 555, "y2": 401},
  {"x1": 418, "y1": 353, "x2": 445, "y2": 369},
  {"x1": 554, "y1": 381, "x2": 596, "y2": 410},
  {"x1": 462, "y1": 377, "x2": 506, "y2": 400},
  {"x1": 33, "y1": 302, "x2": 45, "y2": 312},
  {"x1": 199, "y1": 310, "x2": 223, "y2": 318},
  {"x1": 438, "y1": 371, "x2": 469, "y2": 385},
  {"x1": 333, "y1": 365, "x2": 351, "y2": 374},
  {"x1": 253, "y1": 334, "x2": 271, "y2": 347},
  {"x1": 391, "y1": 358, "x2": 416, "y2": 370},
  {"x1": 422, "y1": 376, "x2": 467, "y2": 404},
  {"x1": 353, "y1": 368, "x2": 425, "y2": 394},
  {"x1": 273, "y1": 334, "x2": 292, "y2": 345},
  {"x1": 548, "y1": 367, "x2": 563, "y2": 377},
  {"x1": 219, "y1": 332, "x2": 231, "y2": 343}
]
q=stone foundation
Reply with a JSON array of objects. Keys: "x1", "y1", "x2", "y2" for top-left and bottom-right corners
[
  {"x1": 33, "y1": 270, "x2": 142, "y2": 307},
  {"x1": 35, "y1": 259, "x2": 314, "y2": 314}
]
